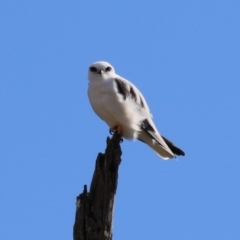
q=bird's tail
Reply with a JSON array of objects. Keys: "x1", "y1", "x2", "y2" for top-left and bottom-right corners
[
  {"x1": 161, "y1": 135, "x2": 185, "y2": 157},
  {"x1": 137, "y1": 119, "x2": 185, "y2": 160},
  {"x1": 137, "y1": 132, "x2": 176, "y2": 160}
]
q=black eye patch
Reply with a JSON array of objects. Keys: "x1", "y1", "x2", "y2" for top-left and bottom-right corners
[
  {"x1": 89, "y1": 66, "x2": 97, "y2": 72},
  {"x1": 105, "y1": 66, "x2": 112, "y2": 72}
]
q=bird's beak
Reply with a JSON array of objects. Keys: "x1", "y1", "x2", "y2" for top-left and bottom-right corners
[{"x1": 98, "y1": 70, "x2": 104, "y2": 75}]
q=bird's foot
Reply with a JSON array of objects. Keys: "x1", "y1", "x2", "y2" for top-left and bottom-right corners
[
  {"x1": 109, "y1": 125, "x2": 122, "y2": 135},
  {"x1": 109, "y1": 125, "x2": 124, "y2": 142}
]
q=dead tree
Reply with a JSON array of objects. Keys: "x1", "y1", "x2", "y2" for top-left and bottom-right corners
[{"x1": 73, "y1": 132, "x2": 122, "y2": 240}]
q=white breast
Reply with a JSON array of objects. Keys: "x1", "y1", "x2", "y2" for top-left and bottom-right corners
[
  {"x1": 88, "y1": 77, "x2": 146, "y2": 139},
  {"x1": 88, "y1": 79, "x2": 120, "y2": 128}
]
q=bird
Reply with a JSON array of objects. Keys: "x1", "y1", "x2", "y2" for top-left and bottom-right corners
[{"x1": 87, "y1": 61, "x2": 185, "y2": 160}]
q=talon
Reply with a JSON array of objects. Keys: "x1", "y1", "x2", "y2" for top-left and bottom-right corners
[
  {"x1": 109, "y1": 128, "x2": 115, "y2": 135},
  {"x1": 109, "y1": 125, "x2": 123, "y2": 135}
]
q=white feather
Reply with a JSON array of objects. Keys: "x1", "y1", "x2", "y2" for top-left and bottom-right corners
[{"x1": 87, "y1": 61, "x2": 184, "y2": 160}]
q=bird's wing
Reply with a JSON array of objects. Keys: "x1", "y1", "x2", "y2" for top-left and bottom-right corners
[
  {"x1": 113, "y1": 75, "x2": 180, "y2": 159},
  {"x1": 139, "y1": 118, "x2": 176, "y2": 158},
  {"x1": 114, "y1": 75, "x2": 152, "y2": 116}
]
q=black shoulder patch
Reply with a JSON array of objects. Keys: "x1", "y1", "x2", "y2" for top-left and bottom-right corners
[
  {"x1": 139, "y1": 96, "x2": 145, "y2": 108},
  {"x1": 115, "y1": 78, "x2": 138, "y2": 102},
  {"x1": 115, "y1": 78, "x2": 128, "y2": 99},
  {"x1": 130, "y1": 87, "x2": 137, "y2": 101}
]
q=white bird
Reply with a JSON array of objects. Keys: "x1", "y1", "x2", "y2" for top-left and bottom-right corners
[{"x1": 87, "y1": 61, "x2": 185, "y2": 160}]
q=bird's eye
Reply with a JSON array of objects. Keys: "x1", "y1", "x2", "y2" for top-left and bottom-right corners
[
  {"x1": 89, "y1": 66, "x2": 97, "y2": 72},
  {"x1": 105, "y1": 66, "x2": 112, "y2": 72}
]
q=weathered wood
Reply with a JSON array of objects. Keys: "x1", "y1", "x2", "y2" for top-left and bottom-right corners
[{"x1": 73, "y1": 132, "x2": 122, "y2": 240}]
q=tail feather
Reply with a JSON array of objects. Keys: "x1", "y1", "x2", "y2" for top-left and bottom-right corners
[
  {"x1": 162, "y1": 136, "x2": 185, "y2": 156},
  {"x1": 138, "y1": 118, "x2": 185, "y2": 160},
  {"x1": 137, "y1": 132, "x2": 175, "y2": 160}
]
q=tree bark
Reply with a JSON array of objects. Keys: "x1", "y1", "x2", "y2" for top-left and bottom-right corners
[{"x1": 73, "y1": 132, "x2": 122, "y2": 240}]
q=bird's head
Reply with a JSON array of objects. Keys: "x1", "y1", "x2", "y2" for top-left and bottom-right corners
[{"x1": 88, "y1": 61, "x2": 115, "y2": 81}]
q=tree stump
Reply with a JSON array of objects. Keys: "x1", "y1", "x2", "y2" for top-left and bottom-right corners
[{"x1": 73, "y1": 132, "x2": 122, "y2": 240}]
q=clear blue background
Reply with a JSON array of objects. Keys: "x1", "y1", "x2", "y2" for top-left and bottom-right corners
[{"x1": 1, "y1": 1, "x2": 240, "y2": 239}]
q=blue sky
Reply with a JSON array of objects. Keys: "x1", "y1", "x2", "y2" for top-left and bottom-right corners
[{"x1": 1, "y1": 1, "x2": 240, "y2": 239}]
